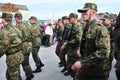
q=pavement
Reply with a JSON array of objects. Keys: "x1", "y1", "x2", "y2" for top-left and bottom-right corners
[{"x1": 0, "y1": 43, "x2": 117, "y2": 80}]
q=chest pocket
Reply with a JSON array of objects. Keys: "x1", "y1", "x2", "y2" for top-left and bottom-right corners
[{"x1": 86, "y1": 29, "x2": 96, "y2": 40}]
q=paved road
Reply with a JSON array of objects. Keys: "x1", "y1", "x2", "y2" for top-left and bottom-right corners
[{"x1": 0, "y1": 43, "x2": 117, "y2": 80}]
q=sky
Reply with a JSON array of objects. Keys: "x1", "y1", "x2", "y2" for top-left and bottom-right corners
[{"x1": 0, "y1": 0, "x2": 120, "y2": 20}]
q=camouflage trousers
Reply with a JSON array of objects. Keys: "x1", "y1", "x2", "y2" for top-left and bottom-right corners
[
  {"x1": 6, "y1": 51, "x2": 24, "y2": 80},
  {"x1": 32, "y1": 47, "x2": 42, "y2": 67},
  {"x1": 66, "y1": 47, "x2": 80, "y2": 78},
  {"x1": 55, "y1": 42, "x2": 63, "y2": 61},
  {"x1": 21, "y1": 53, "x2": 33, "y2": 78}
]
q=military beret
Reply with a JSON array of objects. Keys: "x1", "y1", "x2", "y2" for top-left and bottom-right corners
[
  {"x1": 1, "y1": 13, "x2": 13, "y2": 18},
  {"x1": 14, "y1": 12, "x2": 22, "y2": 18},
  {"x1": 68, "y1": 13, "x2": 78, "y2": 19},
  {"x1": 100, "y1": 15, "x2": 111, "y2": 20},
  {"x1": 29, "y1": 16, "x2": 37, "y2": 21},
  {"x1": 78, "y1": 3, "x2": 97, "y2": 13},
  {"x1": 62, "y1": 16, "x2": 68, "y2": 20}
]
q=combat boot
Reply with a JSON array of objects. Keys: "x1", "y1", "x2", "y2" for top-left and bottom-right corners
[
  {"x1": 30, "y1": 74, "x2": 34, "y2": 78},
  {"x1": 32, "y1": 66, "x2": 42, "y2": 73},
  {"x1": 64, "y1": 71, "x2": 70, "y2": 76},
  {"x1": 40, "y1": 61, "x2": 44, "y2": 67},
  {"x1": 26, "y1": 77, "x2": 31, "y2": 80},
  {"x1": 26, "y1": 74, "x2": 34, "y2": 80},
  {"x1": 61, "y1": 67, "x2": 67, "y2": 73}
]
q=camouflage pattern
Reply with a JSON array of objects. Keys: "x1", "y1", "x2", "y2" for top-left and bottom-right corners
[
  {"x1": 30, "y1": 22, "x2": 42, "y2": 48},
  {"x1": 1, "y1": 22, "x2": 24, "y2": 80},
  {"x1": 103, "y1": 23, "x2": 114, "y2": 72},
  {"x1": 15, "y1": 21, "x2": 33, "y2": 78},
  {"x1": 114, "y1": 12, "x2": 120, "y2": 80},
  {"x1": 55, "y1": 25, "x2": 64, "y2": 60},
  {"x1": 78, "y1": 3, "x2": 97, "y2": 12},
  {"x1": 30, "y1": 21, "x2": 42, "y2": 67},
  {"x1": 68, "y1": 13, "x2": 78, "y2": 19},
  {"x1": 16, "y1": 22, "x2": 33, "y2": 53},
  {"x1": 66, "y1": 22, "x2": 83, "y2": 77},
  {"x1": 29, "y1": 16, "x2": 38, "y2": 22},
  {"x1": 59, "y1": 22, "x2": 71, "y2": 65},
  {"x1": 75, "y1": 19, "x2": 110, "y2": 80}
]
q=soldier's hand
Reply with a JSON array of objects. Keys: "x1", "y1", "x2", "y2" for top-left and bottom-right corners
[
  {"x1": 71, "y1": 61, "x2": 82, "y2": 70},
  {"x1": 77, "y1": 50, "x2": 81, "y2": 57},
  {"x1": 60, "y1": 44, "x2": 65, "y2": 50},
  {"x1": 60, "y1": 42, "x2": 67, "y2": 50}
]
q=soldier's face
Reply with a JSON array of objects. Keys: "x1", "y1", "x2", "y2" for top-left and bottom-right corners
[
  {"x1": 69, "y1": 18, "x2": 76, "y2": 24},
  {"x1": 30, "y1": 19, "x2": 35, "y2": 24},
  {"x1": 81, "y1": 9, "x2": 91, "y2": 21},
  {"x1": 102, "y1": 19, "x2": 110, "y2": 25},
  {"x1": 63, "y1": 20, "x2": 67, "y2": 25}
]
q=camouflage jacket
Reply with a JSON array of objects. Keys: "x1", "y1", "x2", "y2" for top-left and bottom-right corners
[
  {"x1": 66, "y1": 22, "x2": 83, "y2": 48},
  {"x1": 30, "y1": 23, "x2": 42, "y2": 47},
  {"x1": 62, "y1": 22, "x2": 71, "y2": 42},
  {"x1": 57, "y1": 26, "x2": 64, "y2": 43},
  {"x1": 0, "y1": 23, "x2": 22, "y2": 57},
  {"x1": 81, "y1": 19, "x2": 110, "y2": 75},
  {"x1": 104, "y1": 23, "x2": 114, "y2": 42},
  {"x1": 30, "y1": 23, "x2": 42, "y2": 38},
  {"x1": 16, "y1": 22, "x2": 33, "y2": 42}
]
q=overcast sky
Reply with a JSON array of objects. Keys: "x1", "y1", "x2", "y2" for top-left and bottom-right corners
[{"x1": 0, "y1": 0, "x2": 120, "y2": 19}]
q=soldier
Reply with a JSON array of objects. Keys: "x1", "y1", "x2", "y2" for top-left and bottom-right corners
[
  {"x1": 14, "y1": 12, "x2": 34, "y2": 80},
  {"x1": 29, "y1": 16, "x2": 44, "y2": 73},
  {"x1": 101, "y1": 15, "x2": 115, "y2": 76},
  {"x1": 0, "y1": 13, "x2": 24, "y2": 80},
  {"x1": 61, "y1": 13, "x2": 83, "y2": 78},
  {"x1": 114, "y1": 12, "x2": 120, "y2": 80},
  {"x1": 60, "y1": 16, "x2": 71, "y2": 74},
  {"x1": 71, "y1": 3, "x2": 111, "y2": 80},
  {"x1": 55, "y1": 19, "x2": 64, "y2": 67}
]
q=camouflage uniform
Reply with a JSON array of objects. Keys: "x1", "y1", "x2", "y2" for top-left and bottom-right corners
[
  {"x1": 55, "y1": 19, "x2": 64, "y2": 64},
  {"x1": 101, "y1": 15, "x2": 115, "y2": 72},
  {"x1": 14, "y1": 12, "x2": 34, "y2": 80},
  {"x1": 114, "y1": 12, "x2": 120, "y2": 80},
  {"x1": 0, "y1": 13, "x2": 24, "y2": 80},
  {"x1": 64, "y1": 13, "x2": 83, "y2": 77},
  {"x1": 59, "y1": 16, "x2": 71, "y2": 71},
  {"x1": 75, "y1": 3, "x2": 110, "y2": 80},
  {"x1": 29, "y1": 16, "x2": 44, "y2": 73}
]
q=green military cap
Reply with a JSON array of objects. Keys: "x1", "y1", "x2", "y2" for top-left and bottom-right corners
[
  {"x1": 58, "y1": 19, "x2": 62, "y2": 22},
  {"x1": 77, "y1": 19, "x2": 82, "y2": 23},
  {"x1": 78, "y1": 3, "x2": 97, "y2": 13},
  {"x1": 100, "y1": 15, "x2": 111, "y2": 20},
  {"x1": 62, "y1": 16, "x2": 68, "y2": 20},
  {"x1": 29, "y1": 16, "x2": 37, "y2": 21},
  {"x1": 1, "y1": 13, "x2": 13, "y2": 18},
  {"x1": 68, "y1": 13, "x2": 78, "y2": 19},
  {"x1": 14, "y1": 12, "x2": 22, "y2": 18}
]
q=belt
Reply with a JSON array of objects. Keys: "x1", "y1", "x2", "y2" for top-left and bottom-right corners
[{"x1": 6, "y1": 48, "x2": 21, "y2": 56}]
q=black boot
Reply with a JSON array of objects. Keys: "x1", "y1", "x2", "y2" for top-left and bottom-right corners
[
  {"x1": 30, "y1": 74, "x2": 34, "y2": 78},
  {"x1": 61, "y1": 67, "x2": 67, "y2": 73},
  {"x1": 26, "y1": 73, "x2": 34, "y2": 80},
  {"x1": 59, "y1": 63, "x2": 65, "y2": 67},
  {"x1": 64, "y1": 71, "x2": 70, "y2": 76},
  {"x1": 26, "y1": 77, "x2": 31, "y2": 80},
  {"x1": 32, "y1": 66, "x2": 42, "y2": 73},
  {"x1": 40, "y1": 61, "x2": 44, "y2": 67}
]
